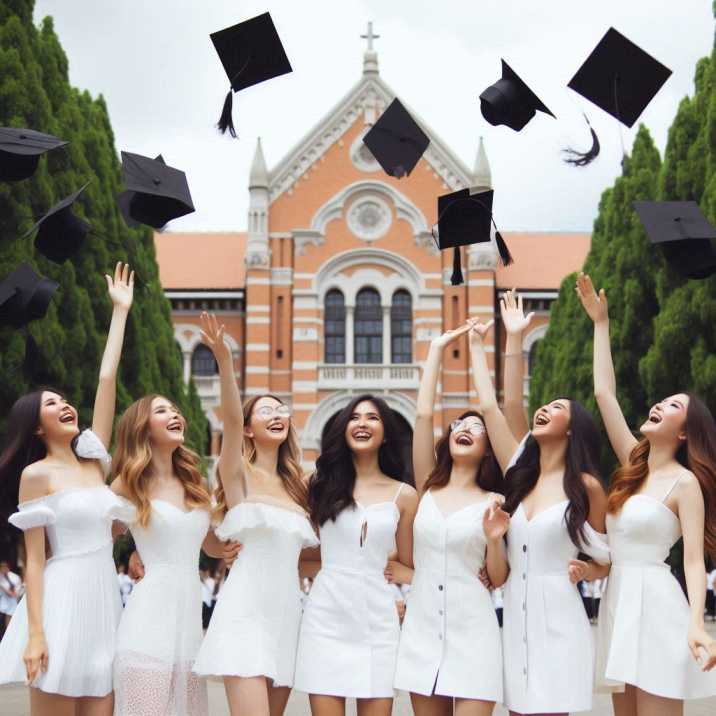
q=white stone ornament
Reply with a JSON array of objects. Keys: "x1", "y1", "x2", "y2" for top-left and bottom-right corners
[{"x1": 347, "y1": 196, "x2": 391, "y2": 241}]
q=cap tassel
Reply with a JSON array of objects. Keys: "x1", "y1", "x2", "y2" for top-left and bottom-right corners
[
  {"x1": 217, "y1": 90, "x2": 237, "y2": 138},
  {"x1": 495, "y1": 231, "x2": 513, "y2": 266},
  {"x1": 450, "y1": 246, "x2": 464, "y2": 285},
  {"x1": 563, "y1": 114, "x2": 600, "y2": 167}
]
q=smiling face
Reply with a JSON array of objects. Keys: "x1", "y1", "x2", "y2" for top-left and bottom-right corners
[
  {"x1": 147, "y1": 396, "x2": 185, "y2": 448},
  {"x1": 36, "y1": 390, "x2": 80, "y2": 443},
  {"x1": 532, "y1": 398, "x2": 572, "y2": 440},
  {"x1": 448, "y1": 415, "x2": 488, "y2": 463},
  {"x1": 245, "y1": 396, "x2": 290, "y2": 448},
  {"x1": 640, "y1": 393, "x2": 690, "y2": 443},
  {"x1": 345, "y1": 400, "x2": 385, "y2": 455}
]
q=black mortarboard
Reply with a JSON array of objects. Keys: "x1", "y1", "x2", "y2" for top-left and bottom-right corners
[
  {"x1": 0, "y1": 263, "x2": 59, "y2": 327},
  {"x1": 434, "y1": 188, "x2": 512, "y2": 285},
  {"x1": 119, "y1": 152, "x2": 194, "y2": 229},
  {"x1": 480, "y1": 60, "x2": 555, "y2": 132},
  {"x1": 0, "y1": 127, "x2": 68, "y2": 182},
  {"x1": 211, "y1": 12, "x2": 292, "y2": 138},
  {"x1": 568, "y1": 28, "x2": 672, "y2": 128},
  {"x1": 22, "y1": 183, "x2": 92, "y2": 263},
  {"x1": 362, "y1": 98, "x2": 430, "y2": 179},
  {"x1": 633, "y1": 200, "x2": 716, "y2": 279}
]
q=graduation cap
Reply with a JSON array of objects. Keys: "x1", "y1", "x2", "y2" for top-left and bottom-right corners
[
  {"x1": 211, "y1": 12, "x2": 292, "y2": 138},
  {"x1": 0, "y1": 263, "x2": 59, "y2": 327},
  {"x1": 22, "y1": 183, "x2": 92, "y2": 263},
  {"x1": 433, "y1": 188, "x2": 512, "y2": 285},
  {"x1": 362, "y1": 98, "x2": 430, "y2": 178},
  {"x1": 0, "y1": 127, "x2": 68, "y2": 182},
  {"x1": 568, "y1": 28, "x2": 672, "y2": 129},
  {"x1": 633, "y1": 200, "x2": 716, "y2": 279},
  {"x1": 480, "y1": 60, "x2": 555, "y2": 132},
  {"x1": 119, "y1": 152, "x2": 194, "y2": 229}
]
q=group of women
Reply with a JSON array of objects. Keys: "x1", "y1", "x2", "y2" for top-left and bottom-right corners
[{"x1": 0, "y1": 265, "x2": 715, "y2": 716}]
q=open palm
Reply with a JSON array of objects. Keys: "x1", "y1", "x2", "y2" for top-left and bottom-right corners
[
  {"x1": 575, "y1": 272, "x2": 608, "y2": 324},
  {"x1": 105, "y1": 262, "x2": 134, "y2": 311},
  {"x1": 501, "y1": 288, "x2": 534, "y2": 334},
  {"x1": 200, "y1": 311, "x2": 232, "y2": 363}
]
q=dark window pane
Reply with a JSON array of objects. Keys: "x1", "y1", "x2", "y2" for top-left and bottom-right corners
[
  {"x1": 391, "y1": 290, "x2": 412, "y2": 363},
  {"x1": 191, "y1": 344, "x2": 218, "y2": 376},
  {"x1": 355, "y1": 288, "x2": 383, "y2": 363},
  {"x1": 325, "y1": 290, "x2": 346, "y2": 363}
]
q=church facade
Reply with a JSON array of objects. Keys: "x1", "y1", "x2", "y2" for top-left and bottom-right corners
[{"x1": 154, "y1": 37, "x2": 590, "y2": 473}]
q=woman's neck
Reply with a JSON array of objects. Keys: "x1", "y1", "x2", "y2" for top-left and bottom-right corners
[
  {"x1": 647, "y1": 440, "x2": 680, "y2": 474},
  {"x1": 45, "y1": 437, "x2": 80, "y2": 464},
  {"x1": 353, "y1": 450, "x2": 382, "y2": 481},
  {"x1": 448, "y1": 461, "x2": 479, "y2": 488},
  {"x1": 537, "y1": 438, "x2": 567, "y2": 475},
  {"x1": 252, "y1": 442, "x2": 280, "y2": 479},
  {"x1": 149, "y1": 444, "x2": 176, "y2": 481}
]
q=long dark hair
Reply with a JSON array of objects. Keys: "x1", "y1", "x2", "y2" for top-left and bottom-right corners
[
  {"x1": 503, "y1": 398, "x2": 601, "y2": 549},
  {"x1": 424, "y1": 410, "x2": 504, "y2": 494},
  {"x1": 308, "y1": 394, "x2": 407, "y2": 526}
]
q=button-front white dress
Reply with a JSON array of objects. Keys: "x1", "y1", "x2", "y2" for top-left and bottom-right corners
[
  {"x1": 294, "y1": 484, "x2": 405, "y2": 698},
  {"x1": 193, "y1": 498, "x2": 318, "y2": 685},
  {"x1": 394, "y1": 490, "x2": 503, "y2": 701},
  {"x1": 503, "y1": 500, "x2": 609, "y2": 714},
  {"x1": 596, "y1": 489, "x2": 716, "y2": 698}
]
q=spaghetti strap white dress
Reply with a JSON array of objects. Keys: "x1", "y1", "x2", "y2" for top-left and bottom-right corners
[
  {"x1": 394, "y1": 490, "x2": 503, "y2": 701},
  {"x1": 113, "y1": 500, "x2": 210, "y2": 716},
  {"x1": 596, "y1": 476, "x2": 716, "y2": 698},
  {"x1": 0, "y1": 431, "x2": 128, "y2": 697},
  {"x1": 193, "y1": 495, "x2": 318, "y2": 684},
  {"x1": 294, "y1": 483, "x2": 405, "y2": 698}
]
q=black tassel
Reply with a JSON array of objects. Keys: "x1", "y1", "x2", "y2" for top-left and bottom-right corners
[
  {"x1": 495, "y1": 231, "x2": 513, "y2": 266},
  {"x1": 217, "y1": 90, "x2": 237, "y2": 138},
  {"x1": 451, "y1": 246, "x2": 463, "y2": 285},
  {"x1": 563, "y1": 115, "x2": 600, "y2": 167}
]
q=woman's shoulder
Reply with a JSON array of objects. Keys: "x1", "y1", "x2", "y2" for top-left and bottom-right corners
[
  {"x1": 395, "y1": 481, "x2": 419, "y2": 508},
  {"x1": 18, "y1": 461, "x2": 52, "y2": 503}
]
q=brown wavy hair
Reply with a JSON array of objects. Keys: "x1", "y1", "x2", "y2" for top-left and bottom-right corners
[
  {"x1": 607, "y1": 393, "x2": 716, "y2": 559},
  {"x1": 423, "y1": 410, "x2": 503, "y2": 494},
  {"x1": 213, "y1": 394, "x2": 307, "y2": 518},
  {"x1": 111, "y1": 394, "x2": 211, "y2": 527}
]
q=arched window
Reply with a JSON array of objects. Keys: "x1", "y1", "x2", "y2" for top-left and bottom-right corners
[
  {"x1": 391, "y1": 290, "x2": 412, "y2": 363},
  {"x1": 355, "y1": 288, "x2": 382, "y2": 364},
  {"x1": 191, "y1": 344, "x2": 218, "y2": 376},
  {"x1": 324, "y1": 290, "x2": 346, "y2": 364}
]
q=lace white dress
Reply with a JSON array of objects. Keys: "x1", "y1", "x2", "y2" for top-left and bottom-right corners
[
  {"x1": 0, "y1": 431, "x2": 127, "y2": 697},
  {"x1": 113, "y1": 500, "x2": 210, "y2": 716},
  {"x1": 193, "y1": 496, "x2": 318, "y2": 684}
]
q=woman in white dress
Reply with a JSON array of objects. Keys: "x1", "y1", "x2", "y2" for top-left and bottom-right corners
[
  {"x1": 0, "y1": 560, "x2": 22, "y2": 629},
  {"x1": 576, "y1": 273, "x2": 716, "y2": 715},
  {"x1": 295, "y1": 394, "x2": 419, "y2": 716},
  {"x1": 0, "y1": 263, "x2": 134, "y2": 716},
  {"x1": 192, "y1": 313, "x2": 317, "y2": 716},
  {"x1": 469, "y1": 311, "x2": 610, "y2": 716},
  {"x1": 390, "y1": 322, "x2": 509, "y2": 716}
]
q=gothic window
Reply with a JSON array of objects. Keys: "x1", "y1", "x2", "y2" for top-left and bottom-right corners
[
  {"x1": 324, "y1": 290, "x2": 346, "y2": 364},
  {"x1": 391, "y1": 290, "x2": 412, "y2": 364},
  {"x1": 355, "y1": 288, "x2": 382, "y2": 364},
  {"x1": 191, "y1": 344, "x2": 218, "y2": 377}
]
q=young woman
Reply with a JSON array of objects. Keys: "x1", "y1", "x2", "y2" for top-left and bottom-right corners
[
  {"x1": 192, "y1": 313, "x2": 317, "y2": 716},
  {"x1": 576, "y1": 272, "x2": 716, "y2": 715},
  {"x1": 391, "y1": 322, "x2": 509, "y2": 716},
  {"x1": 294, "y1": 394, "x2": 419, "y2": 716},
  {"x1": 0, "y1": 263, "x2": 134, "y2": 716},
  {"x1": 469, "y1": 309, "x2": 610, "y2": 716}
]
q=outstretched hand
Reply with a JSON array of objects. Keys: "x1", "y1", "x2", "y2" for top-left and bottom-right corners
[
  {"x1": 105, "y1": 261, "x2": 134, "y2": 312},
  {"x1": 575, "y1": 272, "x2": 608, "y2": 324},
  {"x1": 468, "y1": 318, "x2": 494, "y2": 347},
  {"x1": 500, "y1": 288, "x2": 534, "y2": 335},
  {"x1": 200, "y1": 312, "x2": 232, "y2": 364},
  {"x1": 482, "y1": 495, "x2": 510, "y2": 541},
  {"x1": 430, "y1": 322, "x2": 474, "y2": 351}
]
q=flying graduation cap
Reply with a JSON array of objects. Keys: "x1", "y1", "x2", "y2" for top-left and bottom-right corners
[
  {"x1": 0, "y1": 127, "x2": 68, "y2": 182},
  {"x1": 0, "y1": 262, "x2": 59, "y2": 327},
  {"x1": 633, "y1": 201, "x2": 716, "y2": 279},
  {"x1": 433, "y1": 188, "x2": 512, "y2": 286},
  {"x1": 211, "y1": 12, "x2": 293, "y2": 138},
  {"x1": 362, "y1": 98, "x2": 430, "y2": 178},
  {"x1": 22, "y1": 182, "x2": 92, "y2": 263},
  {"x1": 118, "y1": 152, "x2": 194, "y2": 229}
]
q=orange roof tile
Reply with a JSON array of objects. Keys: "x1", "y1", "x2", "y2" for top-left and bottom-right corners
[
  {"x1": 154, "y1": 232, "x2": 247, "y2": 290},
  {"x1": 495, "y1": 232, "x2": 590, "y2": 290}
]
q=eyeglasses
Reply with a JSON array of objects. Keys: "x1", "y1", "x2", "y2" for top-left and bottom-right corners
[
  {"x1": 449, "y1": 419, "x2": 486, "y2": 436},
  {"x1": 255, "y1": 405, "x2": 291, "y2": 420}
]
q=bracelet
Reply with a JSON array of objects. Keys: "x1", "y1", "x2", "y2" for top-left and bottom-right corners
[{"x1": 504, "y1": 352, "x2": 522, "y2": 357}]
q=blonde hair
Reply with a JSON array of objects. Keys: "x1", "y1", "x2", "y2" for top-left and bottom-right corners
[
  {"x1": 214, "y1": 394, "x2": 307, "y2": 518},
  {"x1": 112, "y1": 394, "x2": 211, "y2": 527}
]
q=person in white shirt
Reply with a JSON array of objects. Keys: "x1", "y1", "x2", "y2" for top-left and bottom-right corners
[
  {"x1": 116, "y1": 564, "x2": 133, "y2": 608},
  {"x1": 707, "y1": 569, "x2": 716, "y2": 622},
  {"x1": 592, "y1": 578, "x2": 604, "y2": 624},
  {"x1": 200, "y1": 569, "x2": 216, "y2": 629},
  {"x1": 0, "y1": 561, "x2": 22, "y2": 633},
  {"x1": 579, "y1": 578, "x2": 594, "y2": 622},
  {"x1": 492, "y1": 585, "x2": 504, "y2": 628}
]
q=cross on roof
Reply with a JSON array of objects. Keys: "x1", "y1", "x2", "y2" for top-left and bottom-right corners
[{"x1": 361, "y1": 21, "x2": 380, "y2": 52}]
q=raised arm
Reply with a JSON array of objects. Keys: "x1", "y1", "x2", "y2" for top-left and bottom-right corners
[
  {"x1": 414, "y1": 324, "x2": 473, "y2": 492},
  {"x1": 468, "y1": 321, "x2": 519, "y2": 473},
  {"x1": 575, "y1": 273, "x2": 637, "y2": 465},
  {"x1": 501, "y1": 289, "x2": 534, "y2": 441},
  {"x1": 91, "y1": 262, "x2": 134, "y2": 448},
  {"x1": 200, "y1": 312, "x2": 246, "y2": 507}
]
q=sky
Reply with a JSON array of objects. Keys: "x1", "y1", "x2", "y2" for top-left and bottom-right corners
[{"x1": 33, "y1": 0, "x2": 715, "y2": 234}]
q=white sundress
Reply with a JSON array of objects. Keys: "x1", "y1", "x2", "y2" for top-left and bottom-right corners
[
  {"x1": 596, "y1": 476, "x2": 716, "y2": 699},
  {"x1": 193, "y1": 496, "x2": 318, "y2": 684},
  {"x1": 394, "y1": 490, "x2": 503, "y2": 701},
  {"x1": 294, "y1": 483, "x2": 405, "y2": 698}
]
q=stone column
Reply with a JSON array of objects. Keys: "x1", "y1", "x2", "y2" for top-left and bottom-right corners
[
  {"x1": 345, "y1": 305, "x2": 355, "y2": 364},
  {"x1": 382, "y1": 305, "x2": 391, "y2": 364}
]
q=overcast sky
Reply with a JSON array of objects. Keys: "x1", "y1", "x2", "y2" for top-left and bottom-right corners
[{"x1": 33, "y1": 0, "x2": 714, "y2": 233}]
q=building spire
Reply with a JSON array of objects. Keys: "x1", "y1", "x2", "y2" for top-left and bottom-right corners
[
  {"x1": 361, "y1": 21, "x2": 380, "y2": 75},
  {"x1": 249, "y1": 137, "x2": 269, "y2": 189},
  {"x1": 472, "y1": 136, "x2": 492, "y2": 191}
]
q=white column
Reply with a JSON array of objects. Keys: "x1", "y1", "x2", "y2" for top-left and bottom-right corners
[
  {"x1": 182, "y1": 351, "x2": 191, "y2": 384},
  {"x1": 345, "y1": 306, "x2": 355, "y2": 364},
  {"x1": 382, "y1": 305, "x2": 391, "y2": 364}
]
